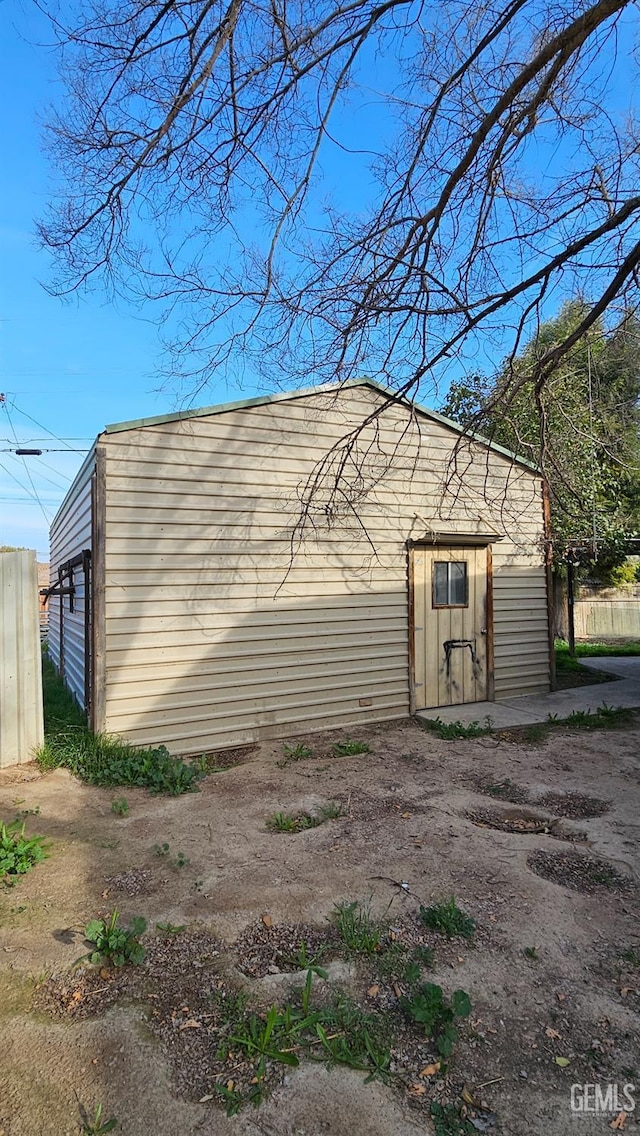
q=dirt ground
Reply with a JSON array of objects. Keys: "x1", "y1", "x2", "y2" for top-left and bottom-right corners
[{"x1": 0, "y1": 717, "x2": 638, "y2": 1136}]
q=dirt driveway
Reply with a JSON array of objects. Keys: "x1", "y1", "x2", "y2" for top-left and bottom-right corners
[{"x1": 0, "y1": 717, "x2": 638, "y2": 1136}]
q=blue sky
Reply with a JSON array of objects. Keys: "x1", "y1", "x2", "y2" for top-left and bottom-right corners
[
  {"x1": 1, "y1": 3, "x2": 636, "y2": 559},
  {"x1": 0, "y1": 1, "x2": 405, "y2": 559},
  {"x1": 0, "y1": 2, "x2": 265, "y2": 558}
]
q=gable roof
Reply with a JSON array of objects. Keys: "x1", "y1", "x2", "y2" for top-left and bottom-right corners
[{"x1": 102, "y1": 377, "x2": 539, "y2": 474}]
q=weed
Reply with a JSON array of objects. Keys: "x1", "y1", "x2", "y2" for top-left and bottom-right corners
[
  {"x1": 402, "y1": 959, "x2": 422, "y2": 986},
  {"x1": 38, "y1": 732, "x2": 199, "y2": 795},
  {"x1": 81, "y1": 908, "x2": 147, "y2": 967},
  {"x1": 0, "y1": 821, "x2": 48, "y2": 881},
  {"x1": 284, "y1": 742, "x2": 313, "y2": 761},
  {"x1": 413, "y1": 944, "x2": 436, "y2": 968},
  {"x1": 190, "y1": 752, "x2": 241, "y2": 774},
  {"x1": 376, "y1": 942, "x2": 434, "y2": 982},
  {"x1": 266, "y1": 811, "x2": 319, "y2": 833},
  {"x1": 314, "y1": 992, "x2": 392, "y2": 1080},
  {"x1": 430, "y1": 1101, "x2": 475, "y2": 1136},
  {"x1": 401, "y1": 982, "x2": 471, "y2": 1057},
  {"x1": 79, "y1": 1101, "x2": 118, "y2": 1134},
  {"x1": 590, "y1": 862, "x2": 618, "y2": 887},
  {"x1": 522, "y1": 723, "x2": 549, "y2": 744},
  {"x1": 156, "y1": 921, "x2": 186, "y2": 936},
  {"x1": 418, "y1": 716, "x2": 493, "y2": 740},
  {"x1": 419, "y1": 897, "x2": 476, "y2": 940},
  {"x1": 331, "y1": 740, "x2": 371, "y2": 756},
  {"x1": 318, "y1": 800, "x2": 344, "y2": 820},
  {"x1": 214, "y1": 1082, "x2": 248, "y2": 1116},
  {"x1": 267, "y1": 803, "x2": 342, "y2": 833},
  {"x1": 484, "y1": 778, "x2": 516, "y2": 797},
  {"x1": 621, "y1": 946, "x2": 640, "y2": 968},
  {"x1": 283, "y1": 940, "x2": 328, "y2": 971},
  {"x1": 208, "y1": 972, "x2": 395, "y2": 1115},
  {"x1": 376, "y1": 941, "x2": 408, "y2": 979},
  {"x1": 524, "y1": 946, "x2": 539, "y2": 960},
  {"x1": 275, "y1": 742, "x2": 314, "y2": 769},
  {"x1": 111, "y1": 798, "x2": 129, "y2": 817},
  {"x1": 153, "y1": 841, "x2": 189, "y2": 868},
  {"x1": 39, "y1": 656, "x2": 199, "y2": 796},
  {"x1": 15, "y1": 804, "x2": 41, "y2": 817},
  {"x1": 333, "y1": 900, "x2": 385, "y2": 955},
  {"x1": 561, "y1": 704, "x2": 635, "y2": 730}
]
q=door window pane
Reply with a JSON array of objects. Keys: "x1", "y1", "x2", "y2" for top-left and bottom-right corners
[
  {"x1": 450, "y1": 562, "x2": 467, "y2": 605},
  {"x1": 433, "y1": 562, "x2": 449, "y2": 606},
  {"x1": 432, "y1": 561, "x2": 468, "y2": 607}
]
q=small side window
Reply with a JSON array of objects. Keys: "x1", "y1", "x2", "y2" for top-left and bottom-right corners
[{"x1": 433, "y1": 561, "x2": 468, "y2": 607}]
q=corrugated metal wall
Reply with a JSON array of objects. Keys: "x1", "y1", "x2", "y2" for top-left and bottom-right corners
[
  {"x1": 0, "y1": 551, "x2": 44, "y2": 767},
  {"x1": 94, "y1": 385, "x2": 548, "y2": 753},
  {"x1": 48, "y1": 450, "x2": 94, "y2": 709}
]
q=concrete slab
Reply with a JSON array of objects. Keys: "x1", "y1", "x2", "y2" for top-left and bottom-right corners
[{"x1": 415, "y1": 656, "x2": 640, "y2": 729}]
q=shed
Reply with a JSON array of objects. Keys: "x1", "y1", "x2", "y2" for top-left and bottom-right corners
[{"x1": 47, "y1": 380, "x2": 552, "y2": 754}]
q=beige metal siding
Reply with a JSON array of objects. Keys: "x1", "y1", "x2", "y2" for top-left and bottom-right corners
[
  {"x1": 0, "y1": 551, "x2": 44, "y2": 767},
  {"x1": 99, "y1": 387, "x2": 548, "y2": 752},
  {"x1": 48, "y1": 450, "x2": 95, "y2": 709}
]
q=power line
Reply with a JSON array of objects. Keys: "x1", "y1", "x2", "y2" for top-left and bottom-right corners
[
  {"x1": 2, "y1": 395, "x2": 84, "y2": 453},
  {"x1": 33, "y1": 456, "x2": 73, "y2": 484},
  {"x1": 0, "y1": 400, "x2": 51, "y2": 523},
  {"x1": 0, "y1": 437, "x2": 93, "y2": 444},
  {"x1": 24, "y1": 459, "x2": 69, "y2": 492},
  {"x1": 0, "y1": 460, "x2": 55, "y2": 514},
  {"x1": 0, "y1": 447, "x2": 89, "y2": 453}
]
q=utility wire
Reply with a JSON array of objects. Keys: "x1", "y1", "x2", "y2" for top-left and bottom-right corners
[
  {"x1": 5, "y1": 397, "x2": 82, "y2": 452},
  {"x1": 1, "y1": 400, "x2": 51, "y2": 523},
  {"x1": 0, "y1": 437, "x2": 93, "y2": 444},
  {"x1": 33, "y1": 456, "x2": 73, "y2": 483},
  {"x1": 0, "y1": 460, "x2": 55, "y2": 513},
  {"x1": 0, "y1": 447, "x2": 89, "y2": 453},
  {"x1": 25, "y1": 460, "x2": 69, "y2": 492}
]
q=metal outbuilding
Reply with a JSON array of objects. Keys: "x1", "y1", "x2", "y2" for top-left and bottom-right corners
[{"x1": 47, "y1": 380, "x2": 552, "y2": 754}]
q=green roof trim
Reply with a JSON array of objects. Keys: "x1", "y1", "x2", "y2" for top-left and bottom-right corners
[{"x1": 103, "y1": 377, "x2": 539, "y2": 474}]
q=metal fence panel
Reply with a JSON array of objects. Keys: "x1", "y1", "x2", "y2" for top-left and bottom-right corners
[{"x1": 0, "y1": 551, "x2": 44, "y2": 768}]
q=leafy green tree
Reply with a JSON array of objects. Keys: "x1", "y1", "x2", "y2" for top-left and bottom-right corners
[{"x1": 440, "y1": 302, "x2": 640, "y2": 580}]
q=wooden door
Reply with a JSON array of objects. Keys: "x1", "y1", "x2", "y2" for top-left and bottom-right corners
[{"x1": 411, "y1": 545, "x2": 490, "y2": 709}]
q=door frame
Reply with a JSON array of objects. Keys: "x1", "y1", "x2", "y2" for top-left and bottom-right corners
[{"x1": 407, "y1": 534, "x2": 499, "y2": 713}]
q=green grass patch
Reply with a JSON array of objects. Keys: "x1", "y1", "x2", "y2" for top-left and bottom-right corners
[
  {"x1": 556, "y1": 638, "x2": 640, "y2": 658},
  {"x1": 38, "y1": 654, "x2": 199, "y2": 795},
  {"x1": 267, "y1": 802, "x2": 343, "y2": 833},
  {"x1": 214, "y1": 968, "x2": 393, "y2": 1114},
  {"x1": 333, "y1": 900, "x2": 386, "y2": 955},
  {"x1": 549, "y1": 704, "x2": 635, "y2": 731},
  {"x1": 418, "y1": 716, "x2": 493, "y2": 740},
  {"x1": 419, "y1": 897, "x2": 476, "y2": 940},
  {"x1": 332, "y1": 739, "x2": 371, "y2": 756},
  {"x1": 554, "y1": 640, "x2": 618, "y2": 689}
]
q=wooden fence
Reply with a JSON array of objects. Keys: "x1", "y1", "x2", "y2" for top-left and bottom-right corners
[
  {"x1": 574, "y1": 592, "x2": 640, "y2": 640},
  {"x1": 0, "y1": 550, "x2": 44, "y2": 768}
]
